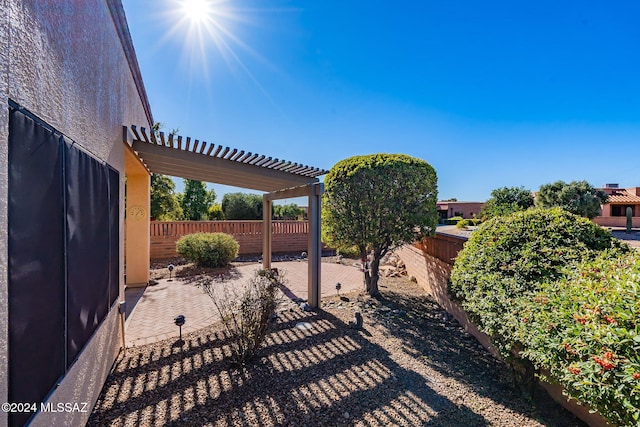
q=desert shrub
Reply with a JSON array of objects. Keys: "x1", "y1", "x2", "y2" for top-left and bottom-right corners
[
  {"x1": 511, "y1": 250, "x2": 640, "y2": 426},
  {"x1": 337, "y1": 245, "x2": 361, "y2": 259},
  {"x1": 450, "y1": 208, "x2": 622, "y2": 352},
  {"x1": 176, "y1": 232, "x2": 239, "y2": 267},
  {"x1": 203, "y1": 269, "x2": 281, "y2": 364},
  {"x1": 456, "y1": 219, "x2": 470, "y2": 229}
]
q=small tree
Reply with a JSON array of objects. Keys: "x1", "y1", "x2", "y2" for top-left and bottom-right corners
[
  {"x1": 150, "y1": 174, "x2": 183, "y2": 220},
  {"x1": 181, "y1": 179, "x2": 216, "y2": 220},
  {"x1": 274, "y1": 203, "x2": 304, "y2": 220},
  {"x1": 535, "y1": 180, "x2": 608, "y2": 219},
  {"x1": 480, "y1": 186, "x2": 534, "y2": 219},
  {"x1": 322, "y1": 154, "x2": 438, "y2": 297},
  {"x1": 208, "y1": 203, "x2": 225, "y2": 220},
  {"x1": 221, "y1": 192, "x2": 264, "y2": 220}
]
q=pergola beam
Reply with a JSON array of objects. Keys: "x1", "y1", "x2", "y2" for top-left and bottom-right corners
[{"x1": 132, "y1": 141, "x2": 318, "y2": 192}]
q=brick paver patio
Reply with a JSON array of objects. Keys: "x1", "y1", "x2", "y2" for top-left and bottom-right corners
[{"x1": 124, "y1": 261, "x2": 364, "y2": 347}]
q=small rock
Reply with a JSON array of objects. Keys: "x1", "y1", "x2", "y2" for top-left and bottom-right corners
[{"x1": 343, "y1": 412, "x2": 350, "y2": 419}]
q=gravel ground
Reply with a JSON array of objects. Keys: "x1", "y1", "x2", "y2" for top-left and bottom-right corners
[{"x1": 89, "y1": 276, "x2": 585, "y2": 427}]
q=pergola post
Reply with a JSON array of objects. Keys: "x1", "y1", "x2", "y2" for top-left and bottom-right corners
[
  {"x1": 262, "y1": 195, "x2": 272, "y2": 271},
  {"x1": 263, "y1": 183, "x2": 324, "y2": 308},
  {"x1": 307, "y1": 182, "x2": 323, "y2": 308}
]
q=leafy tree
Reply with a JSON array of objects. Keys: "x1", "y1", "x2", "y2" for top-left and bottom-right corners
[
  {"x1": 480, "y1": 186, "x2": 533, "y2": 219},
  {"x1": 441, "y1": 197, "x2": 458, "y2": 202},
  {"x1": 535, "y1": 180, "x2": 608, "y2": 219},
  {"x1": 181, "y1": 179, "x2": 216, "y2": 220},
  {"x1": 222, "y1": 192, "x2": 264, "y2": 220},
  {"x1": 208, "y1": 203, "x2": 225, "y2": 220},
  {"x1": 150, "y1": 174, "x2": 183, "y2": 220},
  {"x1": 322, "y1": 154, "x2": 438, "y2": 297},
  {"x1": 274, "y1": 203, "x2": 304, "y2": 220}
]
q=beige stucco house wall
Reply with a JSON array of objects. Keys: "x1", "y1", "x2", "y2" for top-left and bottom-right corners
[
  {"x1": 0, "y1": 1, "x2": 152, "y2": 425},
  {"x1": 436, "y1": 201, "x2": 484, "y2": 220}
]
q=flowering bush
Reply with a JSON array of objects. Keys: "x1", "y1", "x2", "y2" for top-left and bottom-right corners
[
  {"x1": 449, "y1": 207, "x2": 638, "y2": 425},
  {"x1": 515, "y1": 251, "x2": 640, "y2": 426}
]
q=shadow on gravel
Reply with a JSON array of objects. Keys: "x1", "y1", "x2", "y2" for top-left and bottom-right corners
[
  {"x1": 374, "y1": 289, "x2": 586, "y2": 427},
  {"x1": 89, "y1": 291, "x2": 584, "y2": 426}
]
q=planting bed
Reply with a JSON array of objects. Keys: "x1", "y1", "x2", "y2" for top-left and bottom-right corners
[{"x1": 90, "y1": 275, "x2": 584, "y2": 426}]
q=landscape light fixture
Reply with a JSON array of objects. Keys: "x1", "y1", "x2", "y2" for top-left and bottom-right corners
[
  {"x1": 174, "y1": 315, "x2": 185, "y2": 341},
  {"x1": 168, "y1": 264, "x2": 175, "y2": 281},
  {"x1": 335, "y1": 282, "x2": 342, "y2": 296}
]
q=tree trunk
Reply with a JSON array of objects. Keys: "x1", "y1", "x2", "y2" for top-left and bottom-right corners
[{"x1": 365, "y1": 256, "x2": 381, "y2": 298}]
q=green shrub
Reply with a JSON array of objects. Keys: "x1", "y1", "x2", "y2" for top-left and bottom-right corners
[
  {"x1": 456, "y1": 219, "x2": 470, "y2": 229},
  {"x1": 208, "y1": 204, "x2": 225, "y2": 220},
  {"x1": 450, "y1": 208, "x2": 622, "y2": 351},
  {"x1": 513, "y1": 251, "x2": 640, "y2": 426},
  {"x1": 176, "y1": 232, "x2": 239, "y2": 267},
  {"x1": 444, "y1": 216, "x2": 464, "y2": 225},
  {"x1": 202, "y1": 269, "x2": 281, "y2": 364},
  {"x1": 337, "y1": 245, "x2": 361, "y2": 259}
]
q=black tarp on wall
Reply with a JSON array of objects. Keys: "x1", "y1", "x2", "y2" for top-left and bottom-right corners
[
  {"x1": 8, "y1": 106, "x2": 121, "y2": 426},
  {"x1": 108, "y1": 167, "x2": 120, "y2": 306},
  {"x1": 65, "y1": 142, "x2": 111, "y2": 365},
  {"x1": 8, "y1": 107, "x2": 66, "y2": 427}
]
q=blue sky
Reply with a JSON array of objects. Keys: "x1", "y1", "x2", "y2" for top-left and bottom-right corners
[{"x1": 123, "y1": 0, "x2": 640, "y2": 203}]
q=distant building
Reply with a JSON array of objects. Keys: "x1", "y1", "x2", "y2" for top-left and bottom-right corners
[
  {"x1": 436, "y1": 201, "x2": 485, "y2": 221},
  {"x1": 594, "y1": 184, "x2": 640, "y2": 228}
]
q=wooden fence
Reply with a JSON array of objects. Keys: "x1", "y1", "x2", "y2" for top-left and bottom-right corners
[
  {"x1": 150, "y1": 220, "x2": 312, "y2": 259},
  {"x1": 413, "y1": 231, "x2": 467, "y2": 265}
]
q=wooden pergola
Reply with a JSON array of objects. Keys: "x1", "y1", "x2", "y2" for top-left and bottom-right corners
[{"x1": 126, "y1": 126, "x2": 328, "y2": 307}]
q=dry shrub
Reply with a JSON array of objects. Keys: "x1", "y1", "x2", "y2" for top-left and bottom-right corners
[{"x1": 202, "y1": 269, "x2": 282, "y2": 364}]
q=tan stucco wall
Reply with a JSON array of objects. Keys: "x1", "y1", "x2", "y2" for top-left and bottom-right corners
[
  {"x1": 437, "y1": 202, "x2": 484, "y2": 219},
  {"x1": 0, "y1": 0, "x2": 11, "y2": 422},
  {"x1": 1, "y1": 1, "x2": 152, "y2": 425},
  {"x1": 594, "y1": 216, "x2": 640, "y2": 228},
  {"x1": 125, "y1": 168, "x2": 150, "y2": 286}
]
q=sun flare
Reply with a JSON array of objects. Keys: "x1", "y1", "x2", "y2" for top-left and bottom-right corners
[{"x1": 181, "y1": 0, "x2": 213, "y2": 24}]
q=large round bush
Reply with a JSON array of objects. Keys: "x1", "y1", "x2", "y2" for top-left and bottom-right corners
[
  {"x1": 176, "y1": 232, "x2": 239, "y2": 267},
  {"x1": 449, "y1": 208, "x2": 621, "y2": 350}
]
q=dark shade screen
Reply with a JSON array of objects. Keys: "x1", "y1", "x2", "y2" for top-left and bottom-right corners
[
  {"x1": 7, "y1": 106, "x2": 121, "y2": 426},
  {"x1": 65, "y1": 143, "x2": 111, "y2": 365},
  {"x1": 108, "y1": 167, "x2": 120, "y2": 306},
  {"x1": 8, "y1": 108, "x2": 66, "y2": 427}
]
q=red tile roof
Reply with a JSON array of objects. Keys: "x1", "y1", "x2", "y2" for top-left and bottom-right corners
[{"x1": 607, "y1": 190, "x2": 640, "y2": 204}]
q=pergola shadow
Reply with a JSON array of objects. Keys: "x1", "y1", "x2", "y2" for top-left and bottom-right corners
[{"x1": 89, "y1": 299, "x2": 579, "y2": 426}]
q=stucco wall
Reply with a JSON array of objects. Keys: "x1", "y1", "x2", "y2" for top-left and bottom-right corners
[
  {"x1": 437, "y1": 202, "x2": 484, "y2": 219},
  {"x1": 593, "y1": 216, "x2": 640, "y2": 228},
  {"x1": 2, "y1": 0, "x2": 151, "y2": 425},
  {"x1": 0, "y1": 0, "x2": 11, "y2": 422}
]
